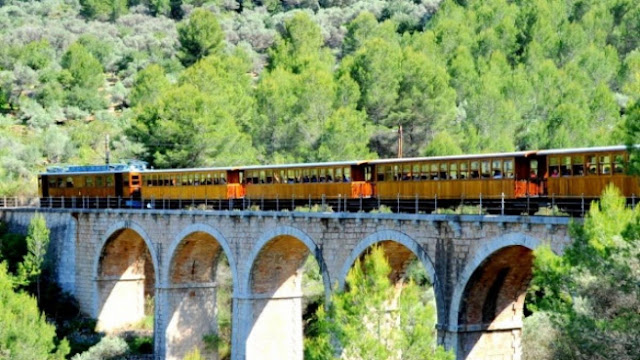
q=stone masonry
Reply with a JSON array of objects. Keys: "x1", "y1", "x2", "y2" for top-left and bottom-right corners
[{"x1": 0, "y1": 208, "x2": 571, "y2": 360}]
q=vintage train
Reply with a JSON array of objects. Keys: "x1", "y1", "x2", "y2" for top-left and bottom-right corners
[{"x1": 38, "y1": 145, "x2": 638, "y2": 212}]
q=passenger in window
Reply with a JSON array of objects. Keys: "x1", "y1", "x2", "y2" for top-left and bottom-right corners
[
  {"x1": 551, "y1": 169, "x2": 559, "y2": 177},
  {"x1": 311, "y1": 175, "x2": 318, "y2": 183},
  {"x1": 327, "y1": 175, "x2": 333, "y2": 182},
  {"x1": 530, "y1": 170, "x2": 537, "y2": 179},
  {"x1": 493, "y1": 170, "x2": 502, "y2": 179}
]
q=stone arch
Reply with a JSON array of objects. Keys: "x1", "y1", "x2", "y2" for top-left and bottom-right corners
[
  {"x1": 242, "y1": 225, "x2": 329, "y2": 297},
  {"x1": 163, "y1": 223, "x2": 238, "y2": 289},
  {"x1": 240, "y1": 225, "x2": 328, "y2": 360},
  {"x1": 449, "y1": 232, "x2": 542, "y2": 359},
  {"x1": 162, "y1": 223, "x2": 237, "y2": 360},
  {"x1": 93, "y1": 220, "x2": 158, "y2": 332},
  {"x1": 337, "y1": 229, "x2": 443, "y2": 321}
]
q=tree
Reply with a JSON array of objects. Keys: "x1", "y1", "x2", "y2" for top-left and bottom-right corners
[
  {"x1": 526, "y1": 185, "x2": 640, "y2": 359},
  {"x1": 17, "y1": 213, "x2": 50, "y2": 304},
  {"x1": 60, "y1": 42, "x2": 105, "y2": 111},
  {"x1": 0, "y1": 263, "x2": 70, "y2": 360},
  {"x1": 305, "y1": 245, "x2": 453, "y2": 360},
  {"x1": 130, "y1": 83, "x2": 256, "y2": 168},
  {"x1": 177, "y1": 9, "x2": 225, "y2": 67},
  {"x1": 625, "y1": 101, "x2": 640, "y2": 174},
  {"x1": 129, "y1": 64, "x2": 170, "y2": 108}
]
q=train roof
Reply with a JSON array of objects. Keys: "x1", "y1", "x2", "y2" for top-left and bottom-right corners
[
  {"x1": 368, "y1": 151, "x2": 534, "y2": 165},
  {"x1": 536, "y1": 145, "x2": 628, "y2": 155},
  {"x1": 41, "y1": 163, "x2": 147, "y2": 175}
]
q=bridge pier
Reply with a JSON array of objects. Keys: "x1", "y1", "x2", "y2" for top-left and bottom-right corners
[
  {"x1": 160, "y1": 284, "x2": 218, "y2": 360},
  {"x1": 95, "y1": 276, "x2": 146, "y2": 331},
  {"x1": 236, "y1": 292, "x2": 304, "y2": 360}
]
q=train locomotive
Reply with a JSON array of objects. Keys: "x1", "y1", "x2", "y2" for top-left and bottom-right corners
[{"x1": 38, "y1": 145, "x2": 639, "y2": 214}]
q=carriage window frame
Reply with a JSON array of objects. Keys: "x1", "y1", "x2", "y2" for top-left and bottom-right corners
[
  {"x1": 549, "y1": 157, "x2": 560, "y2": 177},
  {"x1": 504, "y1": 159, "x2": 514, "y2": 179},
  {"x1": 572, "y1": 156, "x2": 584, "y2": 176},
  {"x1": 614, "y1": 153, "x2": 625, "y2": 174},
  {"x1": 470, "y1": 161, "x2": 479, "y2": 179},
  {"x1": 600, "y1": 154, "x2": 611, "y2": 175},
  {"x1": 586, "y1": 154, "x2": 598, "y2": 175},
  {"x1": 106, "y1": 175, "x2": 113, "y2": 187},
  {"x1": 439, "y1": 163, "x2": 448, "y2": 180},
  {"x1": 459, "y1": 161, "x2": 469, "y2": 179},
  {"x1": 96, "y1": 176, "x2": 104, "y2": 187},
  {"x1": 481, "y1": 160, "x2": 491, "y2": 179},
  {"x1": 377, "y1": 166, "x2": 385, "y2": 182},
  {"x1": 560, "y1": 156, "x2": 571, "y2": 176},
  {"x1": 492, "y1": 159, "x2": 503, "y2": 179},
  {"x1": 449, "y1": 163, "x2": 458, "y2": 179}
]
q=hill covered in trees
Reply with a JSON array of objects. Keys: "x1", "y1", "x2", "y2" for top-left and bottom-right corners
[{"x1": 0, "y1": 0, "x2": 638, "y2": 196}]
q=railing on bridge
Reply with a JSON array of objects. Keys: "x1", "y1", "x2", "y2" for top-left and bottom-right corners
[{"x1": 1, "y1": 194, "x2": 637, "y2": 217}]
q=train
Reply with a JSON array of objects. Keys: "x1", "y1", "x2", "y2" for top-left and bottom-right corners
[{"x1": 38, "y1": 145, "x2": 638, "y2": 214}]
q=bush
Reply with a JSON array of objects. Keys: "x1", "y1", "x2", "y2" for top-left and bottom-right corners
[{"x1": 71, "y1": 336, "x2": 128, "y2": 360}]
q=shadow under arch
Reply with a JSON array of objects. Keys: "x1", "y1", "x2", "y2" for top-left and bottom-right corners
[
  {"x1": 93, "y1": 220, "x2": 159, "y2": 333},
  {"x1": 449, "y1": 232, "x2": 544, "y2": 359},
  {"x1": 337, "y1": 229, "x2": 444, "y2": 322},
  {"x1": 161, "y1": 223, "x2": 238, "y2": 360},
  {"x1": 240, "y1": 225, "x2": 328, "y2": 360}
]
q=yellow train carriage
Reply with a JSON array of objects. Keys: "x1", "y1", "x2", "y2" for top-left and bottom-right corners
[
  {"x1": 40, "y1": 168, "x2": 141, "y2": 199},
  {"x1": 371, "y1": 153, "x2": 522, "y2": 200},
  {"x1": 541, "y1": 146, "x2": 638, "y2": 197},
  {"x1": 141, "y1": 169, "x2": 230, "y2": 200},
  {"x1": 241, "y1": 161, "x2": 373, "y2": 200}
]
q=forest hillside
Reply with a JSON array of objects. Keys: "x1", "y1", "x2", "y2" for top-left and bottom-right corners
[{"x1": 0, "y1": 0, "x2": 638, "y2": 196}]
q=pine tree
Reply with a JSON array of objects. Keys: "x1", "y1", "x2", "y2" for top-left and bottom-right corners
[{"x1": 305, "y1": 245, "x2": 453, "y2": 360}]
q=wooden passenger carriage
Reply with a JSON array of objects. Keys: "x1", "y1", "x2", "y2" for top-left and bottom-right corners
[{"x1": 39, "y1": 146, "x2": 639, "y2": 207}]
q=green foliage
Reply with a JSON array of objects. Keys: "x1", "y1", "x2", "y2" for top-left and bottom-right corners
[
  {"x1": 0, "y1": 262, "x2": 70, "y2": 360},
  {"x1": 178, "y1": 9, "x2": 225, "y2": 67},
  {"x1": 79, "y1": 0, "x2": 128, "y2": 21},
  {"x1": 526, "y1": 185, "x2": 640, "y2": 359},
  {"x1": 183, "y1": 348, "x2": 205, "y2": 360},
  {"x1": 17, "y1": 213, "x2": 50, "y2": 302},
  {"x1": 626, "y1": 101, "x2": 640, "y2": 174},
  {"x1": 71, "y1": 336, "x2": 128, "y2": 360},
  {"x1": 305, "y1": 245, "x2": 453, "y2": 360}
]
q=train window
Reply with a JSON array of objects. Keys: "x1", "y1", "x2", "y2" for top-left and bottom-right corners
[
  {"x1": 106, "y1": 176, "x2": 113, "y2": 187},
  {"x1": 57, "y1": 177, "x2": 64, "y2": 188},
  {"x1": 572, "y1": 156, "x2": 584, "y2": 176},
  {"x1": 220, "y1": 172, "x2": 226, "y2": 184},
  {"x1": 549, "y1": 157, "x2": 560, "y2": 177},
  {"x1": 344, "y1": 167, "x2": 351, "y2": 182},
  {"x1": 440, "y1": 163, "x2": 448, "y2": 180},
  {"x1": 85, "y1": 176, "x2": 93, "y2": 187},
  {"x1": 146, "y1": 176, "x2": 152, "y2": 186},
  {"x1": 481, "y1": 160, "x2": 490, "y2": 179},
  {"x1": 179, "y1": 175, "x2": 185, "y2": 186},
  {"x1": 385, "y1": 166, "x2": 394, "y2": 181},
  {"x1": 600, "y1": 155, "x2": 611, "y2": 175},
  {"x1": 459, "y1": 162, "x2": 468, "y2": 179},
  {"x1": 377, "y1": 166, "x2": 385, "y2": 181},
  {"x1": 96, "y1": 176, "x2": 104, "y2": 187},
  {"x1": 48, "y1": 177, "x2": 56, "y2": 188},
  {"x1": 412, "y1": 165, "x2": 420, "y2": 180},
  {"x1": 286, "y1": 169, "x2": 294, "y2": 183},
  {"x1": 586, "y1": 155, "x2": 597, "y2": 175},
  {"x1": 335, "y1": 168, "x2": 342, "y2": 182},
  {"x1": 310, "y1": 169, "x2": 318, "y2": 183},
  {"x1": 260, "y1": 170, "x2": 266, "y2": 184},
  {"x1": 132, "y1": 175, "x2": 140, "y2": 186},
  {"x1": 401, "y1": 165, "x2": 411, "y2": 181},
  {"x1": 560, "y1": 157, "x2": 571, "y2": 176},
  {"x1": 492, "y1": 160, "x2": 502, "y2": 179},
  {"x1": 319, "y1": 168, "x2": 326, "y2": 182},
  {"x1": 66, "y1": 177, "x2": 74, "y2": 188},
  {"x1": 504, "y1": 160, "x2": 514, "y2": 178},
  {"x1": 450, "y1": 163, "x2": 458, "y2": 179},
  {"x1": 193, "y1": 174, "x2": 199, "y2": 186},
  {"x1": 430, "y1": 163, "x2": 438, "y2": 180},
  {"x1": 420, "y1": 164, "x2": 428, "y2": 180},
  {"x1": 614, "y1": 154, "x2": 624, "y2": 174},
  {"x1": 470, "y1": 161, "x2": 479, "y2": 179}
]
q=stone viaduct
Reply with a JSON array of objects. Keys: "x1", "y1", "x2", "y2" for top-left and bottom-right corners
[{"x1": 0, "y1": 208, "x2": 572, "y2": 360}]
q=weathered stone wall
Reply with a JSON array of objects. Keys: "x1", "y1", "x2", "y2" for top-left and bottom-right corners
[{"x1": 0, "y1": 208, "x2": 572, "y2": 360}]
